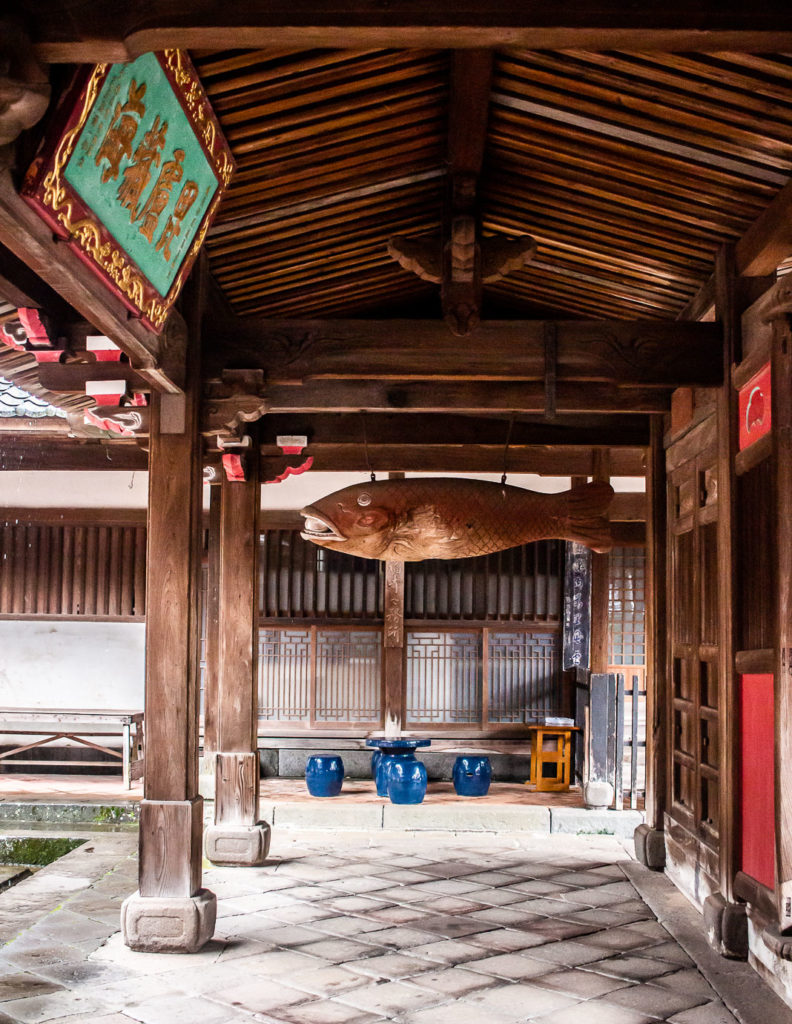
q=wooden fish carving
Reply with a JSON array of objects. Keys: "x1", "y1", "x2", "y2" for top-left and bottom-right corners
[{"x1": 300, "y1": 478, "x2": 614, "y2": 561}]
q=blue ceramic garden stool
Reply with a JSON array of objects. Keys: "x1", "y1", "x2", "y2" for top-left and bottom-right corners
[
  {"x1": 452, "y1": 755, "x2": 492, "y2": 797},
  {"x1": 387, "y1": 757, "x2": 428, "y2": 804},
  {"x1": 366, "y1": 737, "x2": 431, "y2": 799},
  {"x1": 305, "y1": 755, "x2": 344, "y2": 797}
]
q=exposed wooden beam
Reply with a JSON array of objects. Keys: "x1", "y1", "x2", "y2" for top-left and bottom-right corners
[
  {"x1": 207, "y1": 319, "x2": 722, "y2": 387},
  {"x1": 260, "y1": 445, "x2": 646, "y2": 475},
  {"x1": 0, "y1": 170, "x2": 178, "y2": 393},
  {"x1": 25, "y1": 4, "x2": 792, "y2": 61},
  {"x1": 737, "y1": 177, "x2": 792, "y2": 278},
  {"x1": 0, "y1": 438, "x2": 147, "y2": 470},
  {"x1": 36, "y1": 362, "x2": 149, "y2": 393},
  {"x1": 257, "y1": 413, "x2": 648, "y2": 450}
]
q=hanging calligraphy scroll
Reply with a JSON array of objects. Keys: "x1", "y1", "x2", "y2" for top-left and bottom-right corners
[{"x1": 21, "y1": 51, "x2": 233, "y2": 333}]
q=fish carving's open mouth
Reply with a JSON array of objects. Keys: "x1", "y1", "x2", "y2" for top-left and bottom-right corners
[{"x1": 300, "y1": 506, "x2": 345, "y2": 542}]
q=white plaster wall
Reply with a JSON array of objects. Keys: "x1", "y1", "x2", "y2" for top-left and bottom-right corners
[{"x1": 0, "y1": 620, "x2": 145, "y2": 712}]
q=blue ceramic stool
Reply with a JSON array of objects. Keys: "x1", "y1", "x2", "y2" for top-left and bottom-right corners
[
  {"x1": 452, "y1": 755, "x2": 492, "y2": 797},
  {"x1": 305, "y1": 755, "x2": 344, "y2": 797},
  {"x1": 371, "y1": 749, "x2": 383, "y2": 785},
  {"x1": 387, "y1": 758, "x2": 428, "y2": 804}
]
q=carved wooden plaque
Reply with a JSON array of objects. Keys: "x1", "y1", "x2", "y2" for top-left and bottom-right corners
[{"x1": 22, "y1": 50, "x2": 233, "y2": 333}]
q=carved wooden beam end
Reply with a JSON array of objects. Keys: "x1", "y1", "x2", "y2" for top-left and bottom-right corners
[{"x1": 0, "y1": 21, "x2": 50, "y2": 147}]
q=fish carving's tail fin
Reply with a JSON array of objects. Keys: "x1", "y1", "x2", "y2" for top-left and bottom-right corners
[{"x1": 563, "y1": 481, "x2": 614, "y2": 553}]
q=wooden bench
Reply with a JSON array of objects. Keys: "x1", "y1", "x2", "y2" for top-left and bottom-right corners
[{"x1": 0, "y1": 709, "x2": 144, "y2": 789}]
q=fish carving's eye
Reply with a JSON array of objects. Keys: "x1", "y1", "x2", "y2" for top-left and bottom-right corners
[{"x1": 357, "y1": 492, "x2": 372, "y2": 507}]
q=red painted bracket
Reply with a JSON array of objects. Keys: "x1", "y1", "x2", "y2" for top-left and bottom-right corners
[
  {"x1": 264, "y1": 454, "x2": 314, "y2": 484},
  {"x1": 222, "y1": 452, "x2": 247, "y2": 482}
]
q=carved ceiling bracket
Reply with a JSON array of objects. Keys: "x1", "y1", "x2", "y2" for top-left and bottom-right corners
[
  {"x1": 759, "y1": 276, "x2": 792, "y2": 323},
  {"x1": 202, "y1": 367, "x2": 269, "y2": 450},
  {"x1": 0, "y1": 20, "x2": 50, "y2": 149}
]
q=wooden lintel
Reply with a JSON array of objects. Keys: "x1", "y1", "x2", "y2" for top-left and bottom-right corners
[
  {"x1": 0, "y1": 171, "x2": 178, "y2": 393},
  {"x1": 26, "y1": 5, "x2": 792, "y2": 61},
  {"x1": 233, "y1": 380, "x2": 669, "y2": 417},
  {"x1": 36, "y1": 362, "x2": 150, "y2": 393},
  {"x1": 0, "y1": 439, "x2": 147, "y2": 471},
  {"x1": 208, "y1": 319, "x2": 722, "y2": 388},
  {"x1": 259, "y1": 445, "x2": 646, "y2": 476}
]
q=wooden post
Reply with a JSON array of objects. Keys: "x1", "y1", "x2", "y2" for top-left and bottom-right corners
[
  {"x1": 714, "y1": 244, "x2": 740, "y2": 904},
  {"x1": 199, "y1": 484, "x2": 222, "y2": 796},
  {"x1": 635, "y1": 416, "x2": 670, "y2": 870},
  {"x1": 120, "y1": 293, "x2": 216, "y2": 952},
  {"x1": 204, "y1": 446, "x2": 270, "y2": 866},
  {"x1": 383, "y1": 561, "x2": 405, "y2": 734},
  {"x1": 771, "y1": 302, "x2": 792, "y2": 937}
]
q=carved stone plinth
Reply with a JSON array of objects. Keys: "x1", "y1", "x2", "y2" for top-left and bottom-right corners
[
  {"x1": 634, "y1": 824, "x2": 666, "y2": 871},
  {"x1": 583, "y1": 780, "x2": 614, "y2": 810},
  {"x1": 703, "y1": 893, "x2": 748, "y2": 960},
  {"x1": 121, "y1": 888, "x2": 216, "y2": 953},
  {"x1": 204, "y1": 823, "x2": 271, "y2": 867}
]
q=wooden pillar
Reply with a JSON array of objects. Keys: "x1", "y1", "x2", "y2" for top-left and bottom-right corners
[
  {"x1": 200, "y1": 484, "x2": 222, "y2": 776},
  {"x1": 121, "y1": 302, "x2": 216, "y2": 952},
  {"x1": 204, "y1": 449, "x2": 270, "y2": 866},
  {"x1": 635, "y1": 416, "x2": 670, "y2": 870},
  {"x1": 383, "y1": 561, "x2": 405, "y2": 735},
  {"x1": 771, "y1": 304, "x2": 792, "y2": 935},
  {"x1": 715, "y1": 244, "x2": 740, "y2": 904}
]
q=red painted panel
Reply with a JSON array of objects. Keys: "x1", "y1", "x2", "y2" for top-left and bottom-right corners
[
  {"x1": 741, "y1": 673, "x2": 776, "y2": 890},
  {"x1": 738, "y1": 363, "x2": 772, "y2": 451}
]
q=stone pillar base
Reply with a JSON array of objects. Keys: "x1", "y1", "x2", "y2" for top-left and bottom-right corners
[
  {"x1": 763, "y1": 924, "x2": 792, "y2": 961},
  {"x1": 198, "y1": 755, "x2": 216, "y2": 801},
  {"x1": 204, "y1": 822, "x2": 271, "y2": 866},
  {"x1": 583, "y1": 780, "x2": 614, "y2": 810},
  {"x1": 634, "y1": 824, "x2": 666, "y2": 870},
  {"x1": 121, "y1": 888, "x2": 217, "y2": 953},
  {"x1": 703, "y1": 893, "x2": 748, "y2": 960}
]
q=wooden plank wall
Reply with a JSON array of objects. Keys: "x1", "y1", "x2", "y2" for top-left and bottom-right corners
[{"x1": 0, "y1": 513, "x2": 146, "y2": 619}]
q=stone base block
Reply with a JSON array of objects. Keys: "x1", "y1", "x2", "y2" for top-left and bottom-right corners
[
  {"x1": 121, "y1": 888, "x2": 216, "y2": 953},
  {"x1": 703, "y1": 892, "x2": 748, "y2": 960},
  {"x1": 204, "y1": 822, "x2": 271, "y2": 866},
  {"x1": 634, "y1": 823, "x2": 666, "y2": 870},
  {"x1": 762, "y1": 923, "x2": 792, "y2": 961},
  {"x1": 583, "y1": 780, "x2": 614, "y2": 810}
]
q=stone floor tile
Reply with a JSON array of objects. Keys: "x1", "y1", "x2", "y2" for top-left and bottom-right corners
[
  {"x1": 557, "y1": 908, "x2": 650, "y2": 930},
  {"x1": 411, "y1": 879, "x2": 486, "y2": 896},
  {"x1": 379, "y1": 869, "x2": 437, "y2": 884},
  {"x1": 324, "y1": 896, "x2": 387, "y2": 914},
  {"x1": 337, "y1": 979, "x2": 442, "y2": 1017},
  {"x1": 238, "y1": 948, "x2": 330, "y2": 977},
  {"x1": 0, "y1": 973, "x2": 64, "y2": 1001},
  {"x1": 464, "y1": 906, "x2": 546, "y2": 928},
  {"x1": 293, "y1": 938, "x2": 385, "y2": 963},
  {"x1": 359, "y1": 906, "x2": 429, "y2": 926},
  {"x1": 47, "y1": 1015, "x2": 134, "y2": 1024},
  {"x1": 465, "y1": 951, "x2": 562, "y2": 982},
  {"x1": 529, "y1": 940, "x2": 610, "y2": 967},
  {"x1": 285, "y1": 964, "x2": 373, "y2": 996},
  {"x1": 311, "y1": 916, "x2": 393, "y2": 939},
  {"x1": 400, "y1": 1000, "x2": 507, "y2": 1024},
  {"x1": 345, "y1": 953, "x2": 427, "y2": 980},
  {"x1": 468, "y1": 979, "x2": 580, "y2": 1020},
  {"x1": 600, "y1": 982, "x2": 711, "y2": 1019},
  {"x1": 375, "y1": 887, "x2": 432, "y2": 905},
  {"x1": 667, "y1": 1001, "x2": 739, "y2": 1024},
  {"x1": 509, "y1": 897, "x2": 591, "y2": 918},
  {"x1": 209, "y1": 977, "x2": 311, "y2": 1015},
  {"x1": 409, "y1": 965, "x2": 499, "y2": 997},
  {"x1": 652, "y1": 968, "x2": 718, "y2": 1000},
  {"x1": 270, "y1": 1000, "x2": 383, "y2": 1024},
  {"x1": 637, "y1": 941, "x2": 695, "y2": 967},
  {"x1": 574, "y1": 925, "x2": 665, "y2": 953},
  {"x1": 418, "y1": 896, "x2": 486, "y2": 915},
  {"x1": 123, "y1": 994, "x2": 247, "y2": 1024},
  {"x1": 267, "y1": 904, "x2": 336, "y2": 926},
  {"x1": 518, "y1": 918, "x2": 598, "y2": 942},
  {"x1": 28, "y1": 959, "x2": 130, "y2": 989},
  {"x1": 474, "y1": 886, "x2": 531, "y2": 906},
  {"x1": 328, "y1": 876, "x2": 395, "y2": 895},
  {"x1": 281, "y1": 885, "x2": 339, "y2": 903},
  {"x1": 531, "y1": 1002, "x2": 656, "y2": 1024},
  {"x1": 582, "y1": 954, "x2": 679, "y2": 982},
  {"x1": 462, "y1": 871, "x2": 523, "y2": 886},
  {"x1": 407, "y1": 916, "x2": 499, "y2": 940},
  {"x1": 502, "y1": 879, "x2": 577, "y2": 898},
  {"x1": 466, "y1": 927, "x2": 550, "y2": 952},
  {"x1": 531, "y1": 966, "x2": 635, "y2": 998},
  {"x1": 1, "y1": 989, "x2": 107, "y2": 1023},
  {"x1": 358, "y1": 926, "x2": 445, "y2": 948},
  {"x1": 247, "y1": 924, "x2": 329, "y2": 947},
  {"x1": 406, "y1": 939, "x2": 492, "y2": 965}
]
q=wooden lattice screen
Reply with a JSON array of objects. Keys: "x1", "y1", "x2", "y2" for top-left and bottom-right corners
[{"x1": 0, "y1": 515, "x2": 146, "y2": 619}]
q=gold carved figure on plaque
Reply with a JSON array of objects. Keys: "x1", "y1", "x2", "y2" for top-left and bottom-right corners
[
  {"x1": 117, "y1": 115, "x2": 167, "y2": 219},
  {"x1": 138, "y1": 148, "x2": 184, "y2": 243},
  {"x1": 94, "y1": 80, "x2": 146, "y2": 184},
  {"x1": 156, "y1": 179, "x2": 199, "y2": 260}
]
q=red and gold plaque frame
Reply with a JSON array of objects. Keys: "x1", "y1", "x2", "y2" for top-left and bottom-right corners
[{"x1": 21, "y1": 50, "x2": 234, "y2": 333}]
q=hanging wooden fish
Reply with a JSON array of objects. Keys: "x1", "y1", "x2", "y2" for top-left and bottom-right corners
[{"x1": 300, "y1": 478, "x2": 614, "y2": 561}]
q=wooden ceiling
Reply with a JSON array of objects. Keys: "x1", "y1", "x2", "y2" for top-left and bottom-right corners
[{"x1": 195, "y1": 48, "x2": 792, "y2": 322}]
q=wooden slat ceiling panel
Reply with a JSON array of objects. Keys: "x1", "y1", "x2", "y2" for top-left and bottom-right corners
[
  {"x1": 194, "y1": 48, "x2": 792, "y2": 320},
  {"x1": 485, "y1": 50, "x2": 792, "y2": 318},
  {"x1": 195, "y1": 48, "x2": 448, "y2": 318}
]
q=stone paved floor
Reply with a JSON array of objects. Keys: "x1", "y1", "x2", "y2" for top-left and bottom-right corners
[{"x1": 0, "y1": 828, "x2": 779, "y2": 1023}]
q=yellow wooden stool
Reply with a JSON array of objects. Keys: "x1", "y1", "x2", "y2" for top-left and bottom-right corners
[{"x1": 527, "y1": 725, "x2": 575, "y2": 792}]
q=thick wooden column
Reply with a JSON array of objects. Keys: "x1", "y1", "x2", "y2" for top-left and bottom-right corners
[
  {"x1": 771, "y1": 305, "x2": 792, "y2": 937},
  {"x1": 204, "y1": 452, "x2": 270, "y2": 866},
  {"x1": 121, "y1": 303, "x2": 216, "y2": 952},
  {"x1": 635, "y1": 416, "x2": 670, "y2": 870}
]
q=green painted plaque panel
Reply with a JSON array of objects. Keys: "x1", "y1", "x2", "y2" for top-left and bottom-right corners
[{"x1": 64, "y1": 52, "x2": 218, "y2": 297}]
